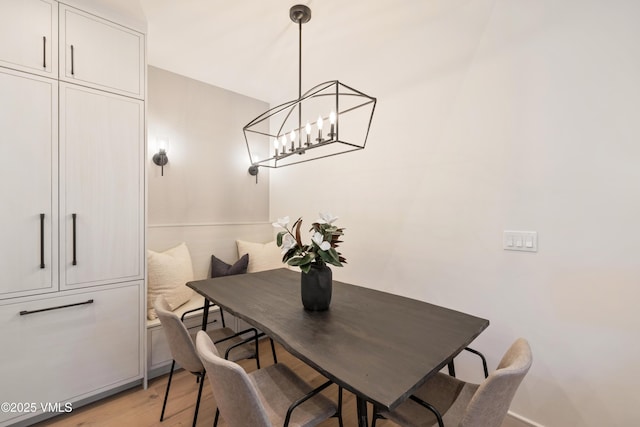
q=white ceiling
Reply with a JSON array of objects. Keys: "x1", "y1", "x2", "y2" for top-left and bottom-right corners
[{"x1": 89, "y1": 0, "x2": 445, "y2": 104}]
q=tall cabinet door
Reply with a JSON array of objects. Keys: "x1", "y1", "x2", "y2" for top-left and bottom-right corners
[
  {"x1": 0, "y1": 0, "x2": 58, "y2": 78},
  {"x1": 60, "y1": 83, "x2": 143, "y2": 288},
  {"x1": 59, "y1": 4, "x2": 145, "y2": 99},
  {"x1": 0, "y1": 68, "x2": 58, "y2": 298}
]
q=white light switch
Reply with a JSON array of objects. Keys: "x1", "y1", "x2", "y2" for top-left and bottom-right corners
[{"x1": 503, "y1": 231, "x2": 537, "y2": 252}]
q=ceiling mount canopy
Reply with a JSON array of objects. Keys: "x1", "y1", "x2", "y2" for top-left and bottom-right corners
[
  {"x1": 243, "y1": 4, "x2": 376, "y2": 171},
  {"x1": 289, "y1": 4, "x2": 311, "y2": 24}
]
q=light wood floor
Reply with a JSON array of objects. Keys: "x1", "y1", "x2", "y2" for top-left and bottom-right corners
[{"x1": 35, "y1": 339, "x2": 398, "y2": 427}]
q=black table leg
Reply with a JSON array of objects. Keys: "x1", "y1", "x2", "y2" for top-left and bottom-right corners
[
  {"x1": 201, "y1": 299, "x2": 210, "y2": 331},
  {"x1": 448, "y1": 360, "x2": 456, "y2": 377},
  {"x1": 356, "y1": 396, "x2": 368, "y2": 427}
]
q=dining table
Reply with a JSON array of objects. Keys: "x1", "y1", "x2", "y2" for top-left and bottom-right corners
[{"x1": 187, "y1": 268, "x2": 489, "y2": 427}]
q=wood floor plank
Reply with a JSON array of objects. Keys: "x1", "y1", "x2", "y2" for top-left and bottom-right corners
[{"x1": 34, "y1": 339, "x2": 397, "y2": 427}]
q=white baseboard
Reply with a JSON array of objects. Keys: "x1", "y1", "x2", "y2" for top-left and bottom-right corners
[{"x1": 504, "y1": 411, "x2": 545, "y2": 427}]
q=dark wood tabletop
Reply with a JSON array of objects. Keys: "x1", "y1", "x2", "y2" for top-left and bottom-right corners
[{"x1": 187, "y1": 268, "x2": 489, "y2": 420}]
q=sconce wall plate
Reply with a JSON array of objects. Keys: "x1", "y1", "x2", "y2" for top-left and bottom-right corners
[{"x1": 152, "y1": 149, "x2": 168, "y2": 176}]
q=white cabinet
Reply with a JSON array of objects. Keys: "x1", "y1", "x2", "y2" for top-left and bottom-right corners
[
  {"x1": 59, "y1": 83, "x2": 144, "y2": 288},
  {"x1": 0, "y1": 2, "x2": 146, "y2": 425},
  {"x1": 0, "y1": 68, "x2": 58, "y2": 299},
  {"x1": 0, "y1": 282, "x2": 143, "y2": 426},
  {"x1": 59, "y1": 4, "x2": 145, "y2": 99},
  {"x1": 0, "y1": 0, "x2": 58, "y2": 78}
]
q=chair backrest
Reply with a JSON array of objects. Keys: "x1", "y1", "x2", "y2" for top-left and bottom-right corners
[
  {"x1": 154, "y1": 296, "x2": 203, "y2": 374},
  {"x1": 460, "y1": 338, "x2": 533, "y2": 427},
  {"x1": 195, "y1": 331, "x2": 272, "y2": 427}
]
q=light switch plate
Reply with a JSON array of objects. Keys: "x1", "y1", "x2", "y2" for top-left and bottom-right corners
[{"x1": 503, "y1": 231, "x2": 537, "y2": 252}]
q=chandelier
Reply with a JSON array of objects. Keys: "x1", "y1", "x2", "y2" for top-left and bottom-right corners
[{"x1": 244, "y1": 4, "x2": 376, "y2": 175}]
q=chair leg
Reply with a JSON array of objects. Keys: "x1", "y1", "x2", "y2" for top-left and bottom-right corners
[
  {"x1": 371, "y1": 404, "x2": 388, "y2": 427},
  {"x1": 255, "y1": 333, "x2": 261, "y2": 369},
  {"x1": 160, "y1": 360, "x2": 176, "y2": 421},
  {"x1": 270, "y1": 338, "x2": 278, "y2": 364},
  {"x1": 213, "y1": 408, "x2": 220, "y2": 427},
  {"x1": 337, "y1": 386, "x2": 344, "y2": 427},
  {"x1": 371, "y1": 407, "x2": 379, "y2": 427},
  {"x1": 192, "y1": 372, "x2": 206, "y2": 427}
]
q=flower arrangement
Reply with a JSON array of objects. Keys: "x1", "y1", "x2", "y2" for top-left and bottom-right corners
[{"x1": 273, "y1": 212, "x2": 346, "y2": 273}]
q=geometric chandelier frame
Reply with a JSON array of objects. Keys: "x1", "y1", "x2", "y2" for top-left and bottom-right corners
[
  {"x1": 243, "y1": 79, "x2": 376, "y2": 168},
  {"x1": 243, "y1": 4, "x2": 376, "y2": 170}
]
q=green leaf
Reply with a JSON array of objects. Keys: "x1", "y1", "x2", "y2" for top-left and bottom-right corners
[
  {"x1": 276, "y1": 231, "x2": 286, "y2": 247},
  {"x1": 288, "y1": 252, "x2": 314, "y2": 267},
  {"x1": 317, "y1": 250, "x2": 332, "y2": 263},
  {"x1": 282, "y1": 247, "x2": 298, "y2": 263},
  {"x1": 287, "y1": 257, "x2": 303, "y2": 266},
  {"x1": 300, "y1": 264, "x2": 312, "y2": 273},
  {"x1": 301, "y1": 253, "x2": 315, "y2": 264},
  {"x1": 326, "y1": 248, "x2": 343, "y2": 267}
]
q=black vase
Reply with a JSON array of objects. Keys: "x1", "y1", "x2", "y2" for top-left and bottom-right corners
[{"x1": 300, "y1": 264, "x2": 332, "y2": 311}]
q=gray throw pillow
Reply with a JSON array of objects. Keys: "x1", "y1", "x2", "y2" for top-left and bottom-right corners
[{"x1": 210, "y1": 254, "x2": 249, "y2": 278}]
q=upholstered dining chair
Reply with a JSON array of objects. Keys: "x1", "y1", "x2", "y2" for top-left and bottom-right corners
[
  {"x1": 372, "y1": 338, "x2": 532, "y2": 427},
  {"x1": 195, "y1": 330, "x2": 344, "y2": 427},
  {"x1": 154, "y1": 296, "x2": 259, "y2": 427}
]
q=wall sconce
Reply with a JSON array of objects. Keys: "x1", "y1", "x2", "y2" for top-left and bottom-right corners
[
  {"x1": 152, "y1": 138, "x2": 169, "y2": 176},
  {"x1": 248, "y1": 164, "x2": 259, "y2": 183}
]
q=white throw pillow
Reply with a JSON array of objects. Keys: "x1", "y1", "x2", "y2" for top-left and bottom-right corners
[
  {"x1": 236, "y1": 240, "x2": 284, "y2": 273},
  {"x1": 147, "y1": 242, "x2": 195, "y2": 320}
]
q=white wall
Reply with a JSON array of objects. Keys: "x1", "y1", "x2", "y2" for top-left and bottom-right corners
[
  {"x1": 147, "y1": 66, "x2": 273, "y2": 278},
  {"x1": 270, "y1": 1, "x2": 640, "y2": 426}
]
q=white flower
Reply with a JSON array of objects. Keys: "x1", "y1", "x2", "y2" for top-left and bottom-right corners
[
  {"x1": 312, "y1": 232, "x2": 331, "y2": 251},
  {"x1": 317, "y1": 212, "x2": 338, "y2": 225},
  {"x1": 272, "y1": 216, "x2": 290, "y2": 229},
  {"x1": 281, "y1": 233, "x2": 297, "y2": 254}
]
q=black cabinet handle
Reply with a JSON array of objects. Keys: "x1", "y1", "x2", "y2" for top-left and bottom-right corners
[
  {"x1": 72, "y1": 213, "x2": 77, "y2": 265},
  {"x1": 20, "y1": 299, "x2": 94, "y2": 316},
  {"x1": 40, "y1": 213, "x2": 45, "y2": 269},
  {"x1": 70, "y1": 44, "x2": 74, "y2": 75},
  {"x1": 42, "y1": 36, "x2": 46, "y2": 68}
]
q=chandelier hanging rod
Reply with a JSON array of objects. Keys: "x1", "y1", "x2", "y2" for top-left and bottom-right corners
[{"x1": 293, "y1": 5, "x2": 308, "y2": 141}]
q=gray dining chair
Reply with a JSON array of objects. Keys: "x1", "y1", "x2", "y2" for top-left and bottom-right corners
[
  {"x1": 195, "y1": 330, "x2": 344, "y2": 427},
  {"x1": 372, "y1": 338, "x2": 532, "y2": 427},
  {"x1": 154, "y1": 296, "x2": 259, "y2": 427}
]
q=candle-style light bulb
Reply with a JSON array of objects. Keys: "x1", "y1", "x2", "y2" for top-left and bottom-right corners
[
  {"x1": 273, "y1": 139, "x2": 279, "y2": 157},
  {"x1": 329, "y1": 111, "x2": 336, "y2": 139},
  {"x1": 305, "y1": 121, "x2": 311, "y2": 146},
  {"x1": 316, "y1": 115, "x2": 323, "y2": 142},
  {"x1": 290, "y1": 129, "x2": 296, "y2": 151},
  {"x1": 281, "y1": 135, "x2": 287, "y2": 153}
]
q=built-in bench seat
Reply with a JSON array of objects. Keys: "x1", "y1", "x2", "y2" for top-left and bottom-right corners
[{"x1": 145, "y1": 238, "x2": 282, "y2": 379}]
